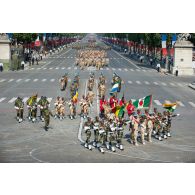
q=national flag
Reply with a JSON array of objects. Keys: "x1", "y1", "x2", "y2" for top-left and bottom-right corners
[
  {"x1": 161, "y1": 34, "x2": 167, "y2": 48},
  {"x1": 172, "y1": 34, "x2": 177, "y2": 47},
  {"x1": 115, "y1": 105, "x2": 125, "y2": 118},
  {"x1": 35, "y1": 35, "x2": 41, "y2": 47},
  {"x1": 110, "y1": 83, "x2": 119, "y2": 94},
  {"x1": 162, "y1": 102, "x2": 177, "y2": 112},
  {"x1": 132, "y1": 95, "x2": 152, "y2": 109},
  {"x1": 72, "y1": 91, "x2": 78, "y2": 103}
]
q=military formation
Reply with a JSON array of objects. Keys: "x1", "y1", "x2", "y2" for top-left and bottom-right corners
[
  {"x1": 15, "y1": 95, "x2": 52, "y2": 131},
  {"x1": 75, "y1": 49, "x2": 109, "y2": 70},
  {"x1": 83, "y1": 73, "x2": 179, "y2": 153}
]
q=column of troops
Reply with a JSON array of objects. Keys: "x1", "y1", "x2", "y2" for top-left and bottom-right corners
[
  {"x1": 14, "y1": 73, "x2": 97, "y2": 130},
  {"x1": 83, "y1": 73, "x2": 178, "y2": 153},
  {"x1": 75, "y1": 49, "x2": 110, "y2": 70}
]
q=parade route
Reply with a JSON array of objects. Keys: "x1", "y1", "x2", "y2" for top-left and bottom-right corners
[{"x1": 0, "y1": 35, "x2": 195, "y2": 163}]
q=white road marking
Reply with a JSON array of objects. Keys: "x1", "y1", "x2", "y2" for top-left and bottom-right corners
[
  {"x1": 188, "y1": 102, "x2": 195, "y2": 108},
  {"x1": 170, "y1": 83, "x2": 176, "y2": 86},
  {"x1": 0, "y1": 97, "x2": 6, "y2": 102},
  {"x1": 23, "y1": 97, "x2": 29, "y2": 103},
  {"x1": 68, "y1": 67, "x2": 71, "y2": 70},
  {"x1": 43, "y1": 68, "x2": 47, "y2": 70},
  {"x1": 16, "y1": 79, "x2": 22, "y2": 82},
  {"x1": 154, "y1": 82, "x2": 159, "y2": 85},
  {"x1": 55, "y1": 67, "x2": 59, "y2": 69},
  {"x1": 112, "y1": 49, "x2": 140, "y2": 69},
  {"x1": 42, "y1": 79, "x2": 47, "y2": 82},
  {"x1": 112, "y1": 68, "x2": 116, "y2": 70},
  {"x1": 31, "y1": 68, "x2": 35, "y2": 70},
  {"x1": 74, "y1": 67, "x2": 77, "y2": 70},
  {"x1": 161, "y1": 82, "x2": 167, "y2": 86},
  {"x1": 8, "y1": 79, "x2": 14, "y2": 82},
  {"x1": 136, "y1": 81, "x2": 141, "y2": 84},
  {"x1": 136, "y1": 69, "x2": 140, "y2": 72},
  {"x1": 142, "y1": 69, "x2": 146, "y2": 72},
  {"x1": 124, "y1": 68, "x2": 128, "y2": 71},
  {"x1": 118, "y1": 68, "x2": 122, "y2": 71},
  {"x1": 25, "y1": 79, "x2": 30, "y2": 82},
  {"x1": 106, "y1": 67, "x2": 109, "y2": 70},
  {"x1": 144, "y1": 81, "x2": 150, "y2": 85},
  {"x1": 130, "y1": 69, "x2": 134, "y2": 71},
  {"x1": 177, "y1": 83, "x2": 184, "y2": 87},
  {"x1": 78, "y1": 80, "x2": 88, "y2": 143},
  {"x1": 50, "y1": 79, "x2": 55, "y2": 82},
  {"x1": 8, "y1": 97, "x2": 17, "y2": 103},
  {"x1": 37, "y1": 67, "x2": 41, "y2": 70},
  {"x1": 61, "y1": 67, "x2": 65, "y2": 69},
  {"x1": 128, "y1": 81, "x2": 133, "y2": 84},
  {"x1": 49, "y1": 67, "x2": 53, "y2": 70},
  {"x1": 33, "y1": 79, "x2": 38, "y2": 82},
  {"x1": 176, "y1": 101, "x2": 185, "y2": 107},
  {"x1": 0, "y1": 79, "x2": 6, "y2": 82},
  {"x1": 154, "y1": 100, "x2": 162, "y2": 106}
]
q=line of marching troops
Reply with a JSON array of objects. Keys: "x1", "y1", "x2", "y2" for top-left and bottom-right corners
[
  {"x1": 14, "y1": 73, "x2": 97, "y2": 131},
  {"x1": 75, "y1": 49, "x2": 109, "y2": 70},
  {"x1": 83, "y1": 73, "x2": 178, "y2": 153}
]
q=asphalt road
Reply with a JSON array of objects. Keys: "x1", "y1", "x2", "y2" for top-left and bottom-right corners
[{"x1": 0, "y1": 35, "x2": 195, "y2": 162}]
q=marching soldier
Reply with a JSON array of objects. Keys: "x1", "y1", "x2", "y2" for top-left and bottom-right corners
[
  {"x1": 27, "y1": 94, "x2": 38, "y2": 122},
  {"x1": 109, "y1": 94, "x2": 118, "y2": 113},
  {"x1": 139, "y1": 114, "x2": 147, "y2": 145},
  {"x1": 38, "y1": 96, "x2": 50, "y2": 121},
  {"x1": 131, "y1": 113, "x2": 140, "y2": 146},
  {"x1": 14, "y1": 97, "x2": 24, "y2": 123},
  {"x1": 42, "y1": 107, "x2": 53, "y2": 131},
  {"x1": 59, "y1": 73, "x2": 68, "y2": 91},
  {"x1": 146, "y1": 112, "x2": 154, "y2": 142},
  {"x1": 126, "y1": 100, "x2": 135, "y2": 117},
  {"x1": 68, "y1": 99, "x2": 76, "y2": 120},
  {"x1": 92, "y1": 116, "x2": 100, "y2": 147},
  {"x1": 99, "y1": 96, "x2": 107, "y2": 118},
  {"x1": 116, "y1": 118, "x2": 125, "y2": 150},
  {"x1": 83, "y1": 117, "x2": 93, "y2": 150}
]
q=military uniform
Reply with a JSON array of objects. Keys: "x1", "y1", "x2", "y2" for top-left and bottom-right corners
[
  {"x1": 131, "y1": 114, "x2": 139, "y2": 146},
  {"x1": 27, "y1": 95, "x2": 38, "y2": 122},
  {"x1": 139, "y1": 115, "x2": 146, "y2": 144},
  {"x1": 93, "y1": 117, "x2": 100, "y2": 147},
  {"x1": 146, "y1": 113, "x2": 154, "y2": 142},
  {"x1": 116, "y1": 119, "x2": 125, "y2": 150},
  {"x1": 84, "y1": 118, "x2": 93, "y2": 148},
  {"x1": 14, "y1": 97, "x2": 24, "y2": 123},
  {"x1": 38, "y1": 96, "x2": 50, "y2": 121},
  {"x1": 43, "y1": 108, "x2": 53, "y2": 131}
]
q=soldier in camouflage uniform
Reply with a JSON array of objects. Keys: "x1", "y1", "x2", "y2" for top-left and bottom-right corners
[
  {"x1": 14, "y1": 97, "x2": 24, "y2": 123},
  {"x1": 92, "y1": 116, "x2": 100, "y2": 147},
  {"x1": 27, "y1": 94, "x2": 38, "y2": 122},
  {"x1": 83, "y1": 117, "x2": 93, "y2": 149},
  {"x1": 42, "y1": 107, "x2": 53, "y2": 131},
  {"x1": 38, "y1": 96, "x2": 50, "y2": 121},
  {"x1": 116, "y1": 118, "x2": 125, "y2": 150}
]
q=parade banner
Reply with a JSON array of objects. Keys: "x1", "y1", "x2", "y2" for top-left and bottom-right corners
[{"x1": 132, "y1": 95, "x2": 152, "y2": 109}]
